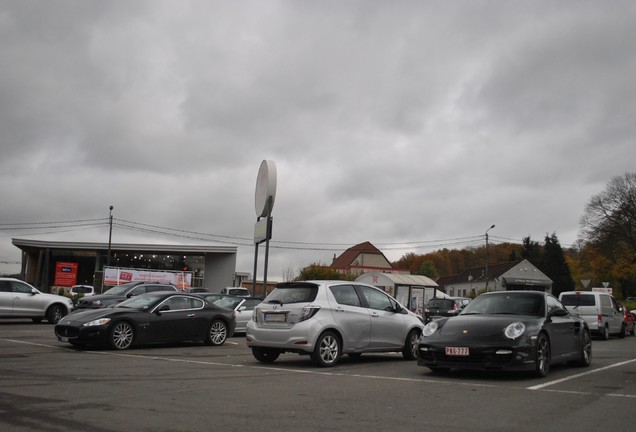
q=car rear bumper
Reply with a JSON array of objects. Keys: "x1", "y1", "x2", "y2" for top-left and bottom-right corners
[{"x1": 245, "y1": 320, "x2": 321, "y2": 354}]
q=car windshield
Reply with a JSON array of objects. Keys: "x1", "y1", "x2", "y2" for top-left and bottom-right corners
[
  {"x1": 117, "y1": 294, "x2": 164, "y2": 310},
  {"x1": 215, "y1": 297, "x2": 243, "y2": 309},
  {"x1": 265, "y1": 284, "x2": 318, "y2": 304},
  {"x1": 103, "y1": 283, "x2": 136, "y2": 295},
  {"x1": 461, "y1": 293, "x2": 544, "y2": 317}
]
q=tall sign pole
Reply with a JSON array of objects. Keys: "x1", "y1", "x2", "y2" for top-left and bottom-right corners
[{"x1": 253, "y1": 160, "x2": 277, "y2": 297}]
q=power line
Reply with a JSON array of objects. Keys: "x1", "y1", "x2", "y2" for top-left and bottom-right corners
[{"x1": 0, "y1": 217, "x2": 573, "y2": 252}]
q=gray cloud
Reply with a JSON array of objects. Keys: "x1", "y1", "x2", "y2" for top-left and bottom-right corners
[{"x1": 1, "y1": 1, "x2": 635, "y2": 277}]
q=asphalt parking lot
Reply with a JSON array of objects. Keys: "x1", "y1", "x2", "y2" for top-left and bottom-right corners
[{"x1": 1, "y1": 320, "x2": 635, "y2": 432}]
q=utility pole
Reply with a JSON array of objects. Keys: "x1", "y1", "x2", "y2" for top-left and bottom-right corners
[
  {"x1": 485, "y1": 224, "x2": 495, "y2": 292},
  {"x1": 107, "y1": 206, "x2": 114, "y2": 267}
]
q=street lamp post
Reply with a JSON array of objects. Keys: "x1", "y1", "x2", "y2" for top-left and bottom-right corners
[
  {"x1": 107, "y1": 206, "x2": 113, "y2": 267},
  {"x1": 485, "y1": 224, "x2": 495, "y2": 292}
]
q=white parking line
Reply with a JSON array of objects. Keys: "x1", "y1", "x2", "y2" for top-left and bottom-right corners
[
  {"x1": 527, "y1": 358, "x2": 636, "y2": 390},
  {"x1": 4, "y1": 338, "x2": 636, "y2": 398}
]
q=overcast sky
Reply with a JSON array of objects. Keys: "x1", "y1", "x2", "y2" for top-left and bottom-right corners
[{"x1": 1, "y1": 1, "x2": 635, "y2": 280}]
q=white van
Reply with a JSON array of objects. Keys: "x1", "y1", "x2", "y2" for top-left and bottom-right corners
[
  {"x1": 558, "y1": 291, "x2": 624, "y2": 339},
  {"x1": 219, "y1": 287, "x2": 250, "y2": 297}
]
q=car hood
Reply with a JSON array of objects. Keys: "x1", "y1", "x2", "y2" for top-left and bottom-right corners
[
  {"x1": 59, "y1": 307, "x2": 133, "y2": 324},
  {"x1": 79, "y1": 293, "x2": 125, "y2": 303},
  {"x1": 437, "y1": 315, "x2": 540, "y2": 337}
]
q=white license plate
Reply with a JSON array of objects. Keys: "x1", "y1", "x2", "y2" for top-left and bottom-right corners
[
  {"x1": 58, "y1": 337, "x2": 69, "y2": 342},
  {"x1": 445, "y1": 346, "x2": 469, "y2": 356},
  {"x1": 264, "y1": 313, "x2": 286, "y2": 323}
]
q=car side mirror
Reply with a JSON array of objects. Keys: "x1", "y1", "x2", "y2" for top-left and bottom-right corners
[
  {"x1": 157, "y1": 305, "x2": 170, "y2": 314},
  {"x1": 549, "y1": 308, "x2": 569, "y2": 317},
  {"x1": 30, "y1": 288, "x2": 38, "y2": 296}
]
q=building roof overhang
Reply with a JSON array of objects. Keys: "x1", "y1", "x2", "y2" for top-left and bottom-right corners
[{"x1": 12, "y1": 238, "x2": 237, "y2": 254}]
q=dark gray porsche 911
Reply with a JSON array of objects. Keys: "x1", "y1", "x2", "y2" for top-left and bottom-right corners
[
  {"x1": 417, "y1": 290, "x2": 592, "y2": 377},
  {"x1": 55, "y1": 291, "x2": 236, "y2": 350}
]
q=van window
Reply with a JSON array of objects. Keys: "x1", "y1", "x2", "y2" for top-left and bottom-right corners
[
  {"x1": 600, "y1": 295, "x2": 612, "y2": 308},
  {"x1": 560, "y1": 294, "x2": 595, "y2": 307}
]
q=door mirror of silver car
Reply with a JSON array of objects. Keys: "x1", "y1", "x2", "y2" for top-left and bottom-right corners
[{"x1": 30, "y1": 288, "x2": 38, "y2": 296}]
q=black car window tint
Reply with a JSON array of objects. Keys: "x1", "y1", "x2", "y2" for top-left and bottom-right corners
[
  {"x1": 0, "y1": 281, "x2": 12, "y2": 292},
  {"x1": 330, "y1": 285, "x2": 361, "y2": 307}
]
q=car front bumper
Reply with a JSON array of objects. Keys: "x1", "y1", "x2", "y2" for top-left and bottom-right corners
[
  {"x1": 417, "y1": 339, "x2": 537, "y2": 372},
  {"x1": 55, "y1": 323, "x2": 111, "y2": 346}
]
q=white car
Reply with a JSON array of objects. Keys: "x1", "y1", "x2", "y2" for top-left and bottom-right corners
[
  {"x1": 69, "y1": 285, "x2": 95, "y2": 297},
  {"x1": 214, "y1": 296, "x2": 262, "y2": 333},
  {"x1": 246, "y1": 281, "x2": 424, "y2": 367},
  {"x1": 0, "y1": 277, "x2": 74, "y2": 324}
]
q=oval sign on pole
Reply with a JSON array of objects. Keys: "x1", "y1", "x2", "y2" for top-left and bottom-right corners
[{"x1": 255, "y1": 160, "x2": 277, "y2": 217}]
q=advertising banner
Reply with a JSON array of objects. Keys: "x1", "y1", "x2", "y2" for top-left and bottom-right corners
[
  {"x1": 103, "y1": 267, "x2": 192, "y2": 289},
  {"x1": 54, "y1": 262, "x2": 78, "y2": 287}
]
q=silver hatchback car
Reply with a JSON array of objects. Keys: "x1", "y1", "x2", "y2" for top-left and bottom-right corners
[{"x1": 246, "y1": 281, "x2": 424, "y2": 367}]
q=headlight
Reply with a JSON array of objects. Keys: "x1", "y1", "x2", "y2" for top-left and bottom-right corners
[
  {"x1": 504, "y1": 322, "x2": 526, "y2": 340},
  {"x1": 422, "y1": 320, "x2": 439, "y2": 337},
  {"x1": 83, "y1": 318, "x2": 111, "y2": 327}
]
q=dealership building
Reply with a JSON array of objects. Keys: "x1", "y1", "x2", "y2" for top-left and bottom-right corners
[{"x1": 11, "y1": 238, "x2": 239, "y2": 294}]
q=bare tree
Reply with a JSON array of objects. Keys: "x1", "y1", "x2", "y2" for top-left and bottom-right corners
[
  {"x1": 580, "y1": 172, "x2": 636, "y2": 295},
  {"x1": 580, "y1": 172, "x2": 636, "y2": 253}
]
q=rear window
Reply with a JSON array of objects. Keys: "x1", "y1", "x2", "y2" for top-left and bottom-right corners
[
  {"x1": 428, "y1": 299, "x2": 454, "y2": 309},
  {"x1": 72, "y1": 286, "x2": 92, "y2": 294},
  {"x1": 265, "y1": 284, "x2": 318, "y2": 304},
  {"x1": 560, "y1": 294, "x2": 596, "y2": 307}
]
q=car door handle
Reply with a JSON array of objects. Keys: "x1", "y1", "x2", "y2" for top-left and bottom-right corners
[
  {"x1": 187, "y1": 313, "x2": 195, "y2": 318},
  {"x1": 371, "y1": 312, "x2": 380, "y2": 318},
  {"x1": 335, "y1": 308, "x2": 345, "y2": 313}
]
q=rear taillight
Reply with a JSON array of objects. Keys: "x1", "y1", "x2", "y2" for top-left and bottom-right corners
[
  {"x1": 597, "y1": 315, "x2": 603, "y2": 326},
  {"x1": 453, "y1": 304, "x2": 459, "y2": 311},
  {"x1": 299, "y1": 306, "x2": 320, "y2": 322}
]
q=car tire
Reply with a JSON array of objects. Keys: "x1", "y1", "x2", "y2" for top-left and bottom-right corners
[
  {"x1": 619, "y1": 323, "x2": 626, "y2": 339},
  {"x1": 206, "y1": 319, "x2": 228, "y2": 346},
  {"x1": 311, "y1": 331, "x2": 341, "y2": 367},
  {"x1": 534, "y1": 332, "x2": 550, "y2": 378},
  {"x1": 402, "y1": 329, "x2": 421, "y2": 360},
  {"x1": 573, "y1": 329, "x2": 592, "y2": 367},
  {"x1": 601, "y1": 324, "x2": 610, "y2": 340},
  {"x1": 109, "y1": 321, "x2": 134, "y2": 350},
  {"x1": 46, "y1": 304, "x2": 66, "y2": 324},
  {"x1": 252, "y1": 347, "x2": 281, "y2": 363}
]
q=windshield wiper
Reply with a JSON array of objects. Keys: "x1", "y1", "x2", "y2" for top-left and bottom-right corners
[{"x1": 267, "y1": 300, "x2": 284, "y2": 305}]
